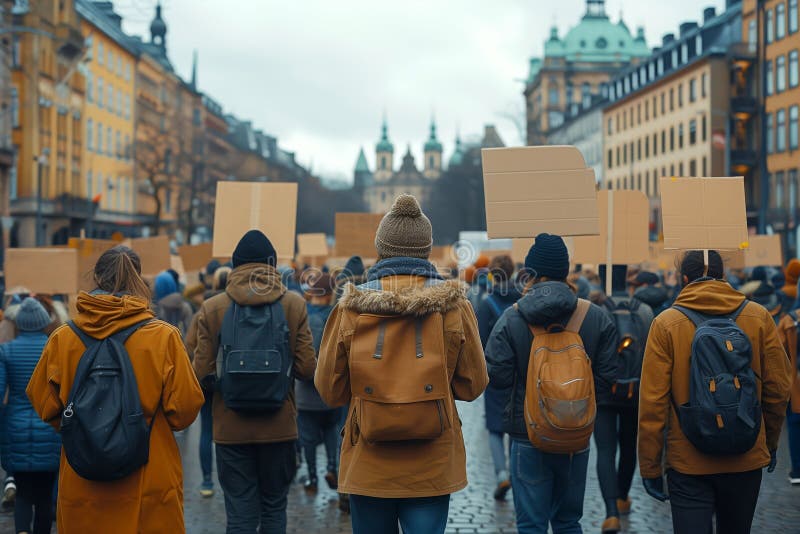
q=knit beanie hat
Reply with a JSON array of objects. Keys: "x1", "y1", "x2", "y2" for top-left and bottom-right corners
[
  {"x1": 15, "y1": 297, "x2": 51, "y2": 332},
  {"x1": 337, "y1": 256, "x2": 365, "y2": 281},
  {"x1": 524, "y1": 234, "x2": 570, "y2": 280},
  {"x1": 232, "y1": 230, "x2": 277, "y2": 268},
  {"x1": 154, "y1": 271, "x2": 178, "y2": 302},
  {"x1": 374, "y1": 194, "x2": 432, "y2": 260},
  {"x1": 751, "y1": 282, "x2": 781, "y2": 316}
]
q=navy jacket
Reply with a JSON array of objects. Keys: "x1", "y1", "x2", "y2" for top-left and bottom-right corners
[
  {"x1": 485, "y1": 282, "x2": 619, "y2": 441},
  {"x1": 0, "y1": 332, "x2": 61, "y2": 473}
]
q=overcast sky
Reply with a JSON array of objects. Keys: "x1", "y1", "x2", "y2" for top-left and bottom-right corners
[{"x1": 116, "y1": 0, "x2": 727, "y2": 182}]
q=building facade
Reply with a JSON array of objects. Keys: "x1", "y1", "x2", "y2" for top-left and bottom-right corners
[
  {"x1": 358, "y1": 118, "x2": 444, "y2": 213},
  {"x1": 546, "y1": 98, "x2": 605, "y2": 183},
  {"x1": 524, "y1": 0, "x2": 649, "y2": 145},
  {"x1": 602, "y1": 2, "x2": 755, "y2": 234},
  {"x1": 743, "y1": 0, "x2": 800, "y2": 250},
  {"x1": 9, "y1": 0, "x2": 85, "y2": 246},
  {"x1": 0, "y1": 0, "x2": 17, "y2": 261}
]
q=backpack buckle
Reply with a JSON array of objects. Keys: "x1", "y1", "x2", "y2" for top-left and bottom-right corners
[{"x1": 63, "y1": 402, "x2": 74, "y2": 418}]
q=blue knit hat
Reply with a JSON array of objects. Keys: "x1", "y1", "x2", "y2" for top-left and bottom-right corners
[
  {"x1": 15, "y1": 297, "x2": 51, "y2": 332},
  {"x1": 154, "y1": 271, "x2": 177, "y2": 302},
  {"x1": 524, "y1": 233, "x2": 570, "y2": 280}
]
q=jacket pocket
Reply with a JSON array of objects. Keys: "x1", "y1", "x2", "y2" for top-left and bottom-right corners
[{"x1": 358, "y1": 397, "x2": 446, "y2": 443}]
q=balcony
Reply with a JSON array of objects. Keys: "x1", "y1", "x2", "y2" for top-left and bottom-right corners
[
  {"x1": 729, "y1": 42, "x2": 757, "y2": 65},
  {"x1": 730, "y1": 96, "x2": 757, "y2": 120},
  {"x1": 730, "y1": 149, "x2": 757, "y2": 171}
]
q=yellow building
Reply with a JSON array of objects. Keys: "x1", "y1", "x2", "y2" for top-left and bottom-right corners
[
  {"x1": 743, "y1": 0, "x2": 800, "y2": 246},
  {"x1": 9, "y1": 0, "x2": 85, "y2": 246},
  {"x1": 602, "y1": 4, "x2": 756, "y2": 232},
  {"x1": 76, "y1": 0, "x2": 138, "y2": 237}
]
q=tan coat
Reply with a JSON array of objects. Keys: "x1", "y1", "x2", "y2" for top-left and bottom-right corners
[
  {"x1": 192, "y1": 263, "x2": 316, "y2": 444},
  {"x1": 776, "y1": 313, "x2": 800, "y2": 413},
  {"x1": 315, "y1": 275, "x2": 489, "y2": 498},
  {"x1": 26, "y1": 292, "x2": 205, "y2": 534},
  {"x1": 638, "y1": 280, "x2": 792, "y2": 478}
]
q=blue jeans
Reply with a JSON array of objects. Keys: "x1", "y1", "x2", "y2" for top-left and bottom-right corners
[
  {"x1": 350, "y1": 494, "x2": 450, "y2": 534},
  {"x1": 510, "y1": 439, "x2": 589, "y2": 534},
  {"x1": 489, "y1": 431, "x2": 509, "y2": 482},
  {"x1": 199, "y1": 390, "x2": 214, "y2": 482},
  {"x1": 297, "y1": 409, "x2": 340, "y2": 478},
  {"x1": 787, "y1": 407, "x2": 800, "y2": 475}
]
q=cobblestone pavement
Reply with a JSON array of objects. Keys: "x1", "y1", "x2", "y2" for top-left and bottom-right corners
[{"x1": 3, "y1": 397, "x2": 800, "y2": 533}]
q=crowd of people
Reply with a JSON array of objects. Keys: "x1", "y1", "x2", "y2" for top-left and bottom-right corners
[{"x1": 0, "y1": 192, "x2": 796, "y2": 534}]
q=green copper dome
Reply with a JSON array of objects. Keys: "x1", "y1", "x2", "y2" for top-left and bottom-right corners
[
  {"x1": 424, "y1": 119, "x2": 443, "y2": 152},
  {"x1": 376, "y1": 119, "x2": 394, "y2": 153},
  {"x1": 448, "y1": 134, "x2": 464, "y2": 167},
  {"x1": 543, "y1": 0, "x2": 649, "y2": 62}
]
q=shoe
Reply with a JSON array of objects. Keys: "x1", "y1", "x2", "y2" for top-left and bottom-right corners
[
  {"x1": 338, "y1": 493, "x2": 350, "y2": 513},
  {"x1": 789, "y1": 471, "x2": 800, "y2": 485},
  {"x1": 616, "y1": 496, "x2": 632, "y2": 515},
  {"x1": 304, "y1": 476, "x2": 318, "y2": 494},
  {"x1": 199, "y1": 480, "x2": 214, "y2": 498},
  {"x1": 324, "y1": 470, "x2": 338, "y2": 490},
  {"x1": 601, "y1": 516, "x2": 621, "y2": 533},
  {"x1": 493, "y1": 479, "x2": 511, "y2": 501},
  {"x1": 1, "y1": 481, "x2": 15, "y2": 511}
]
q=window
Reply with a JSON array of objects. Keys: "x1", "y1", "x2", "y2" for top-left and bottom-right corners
[
  {"x1": 86, "y1": 72, "x2": 93, "y2": 103},
  {"x1": 670, "y1": 126, "x2": 675, "y2": 151},
  {"x1": 792, "y1": 0, "x2": 799, "y2": 34},
  {"x1": 778, "y1": 3, "x2": 787, "y2": 40},
  {"x1": 767, "y1": 113, "x2": 774, "y2": 154},
  {"x1": 767, "y1": 61, "x2": 774, "y2": 95},
  {"x1": 689, "y1": 159, "x2": 697, "y2": 176},
  {"x1": 645, "y1": 171, "x2": 651, "y2": 196},
  {"x1": 778, "y1": 55, "x2": 787, "y2": 92},
  {"x1": 689, "y1": 119, "x2": 697, "y2": 145},
  {"x1": 98, "y1": 41, "x2": 104, "y2": 65},
  {"x1": 86, "y1": 171, "x2": 93, "y2": 200},
  {"x1": 117, "y1": 91, "x2": 122, "y2": 116},
  {"x1": 107, "y1": 50, "x2": 113, "y2": 70},
  {"x1": 790, "y1": 50, "x2": 799, "y2": 87},
  {"x1": 767, "y1": 8, "x2": 775, "y2": 43},
  {"x1": 790, "y1": 171, "x2": 798, "y2": 214},
  {"x1": 678, "y1": 123, "x2": 684, "y2": 149},
  {"x1": 645, "y1": 136, "x2": 650, "y2": 158},
  {"x1": 10, "y1": 87, "x2": 18, "y2": 127},
  {"x1": 790, "y1": 105, "x2": 799, "y2": 150},
  {"x1": 679, "y1": 162, "x2": 684, "y2": 176},
  {"x1": 661, "y1": 92, "x2": 665, "y2": 114},
  {"x1": 97, "y1": 122, "x2": 103, "y2": 153},
  {"x1": 124, "y1": 134, "x2": 131, "y2": 159},
  {"x1": 616, "y1": 147, "x2": 620, "y2": 166},
  {"x1": 777, "y1": 172, "x2": 786, "y2": 208},
  {"x1": 566, "y1": 84, "x2": 574, "y2": 106},
  {"x1": 87, "y1": 119, "x2": 93, "y2": 151},
  {"x1": 703, "y1": 156, "x2": 708, "y2": 176},
  {"x1": 608, "y1": 149, "x2": 613, "y2": 169},
  {"x1": 165, "y1": 189, "x2": 172, "y2": 214},
  {"x1": 582, "y1": 82, "x2": 591, "y2": 109},
  {"x1": 702, "y1": 114, "x2": 708, "y2": 142},
  {"x1": 669, "y1": 88, "x2": 674, "y2": 111},
  {"x1": 645, "y1": 101, "x2": 649, "y2": 121},
  {"x1": 124, "y1": 94, "x2": 130, "y2": 119},
  {"x1": 653, "y1": 133, "x2": 658, "y2": 156},
  {"x1": 116, "y1": 131, "x2": 121, "y2": 159},
  {"x1": 653, "y1": 96, "x2": 658, "y2": 118},
  {"x1": 11, "y1": 35, "x2": 21, "y2": 67},
  {"x1": 106, "y1": 126, "x2": 113, "y2": 156},
  {"x1": 607, "y1": 118, "x2": 613, "y2": 135},
  {"x1": 107, "y1": 84, "x2": 113, "y2": 109},
  {"x1": 548, "y1": 85, "x2": 559, "y2": 105},
  {"x1": 97, "y1": 77, "x2": 104, "y2": 108},
  {"x1": 637, "y1": 139, "x2": 641, "y2": 160},
  {"x1": 380, "y1": 156, "x2": 386, "y2": 170},
  {"x1": 778, "y1": 109, "x2": 787, "y2": 152},
  {"x1": 623, "y1": 144, "x2": 627, "y2": 165},
  {"x1": 661, "y1": 130, "x2": 666, "y2": 153},
  {"x1": 681, "y1": 43, "x2": 688, "y2": 64},
  {"x1": 117, "y1": 56, "x2": 122, "y2": 77},
  {"x1": 689, "y1": 79, "x2": 697, "y2": 102},
  {"x1": 749, "y1": 19, "x2": 758, "y2": 50}
]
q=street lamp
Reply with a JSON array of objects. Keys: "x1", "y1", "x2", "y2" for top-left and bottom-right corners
[{"x1": 34, "y1": 147, "x2": 49, "y2": 247}]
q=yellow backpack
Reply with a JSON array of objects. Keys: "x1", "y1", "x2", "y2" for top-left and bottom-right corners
[{"x1": 523, "y1": 299, "x2": 596, "y2": 453}]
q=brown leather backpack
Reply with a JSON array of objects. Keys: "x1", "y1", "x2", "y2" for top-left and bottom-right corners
[
  {"x1": 349, "y1": 295, "x2": 449, "y2": 444},
  {"x1": 524, "y1": 299, "x2": 596, "y2": 453}
]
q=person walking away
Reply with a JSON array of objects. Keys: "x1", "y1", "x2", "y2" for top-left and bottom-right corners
[
  {"x1": 316, "y1": 194, "x2": 488, "y2": 534},
  {"x1": 26, "y1": 246, "x2": 204, "y2": 534},
  {"x1": 486, "y1": 234, "x2": 618, "y2": 534},
  {"x1": 0, "y1": 298, "x2": 61, "y2": 534},
  {"x1": 193, "y1": 230, "x2": 316, "y2": 534},
  {"x1": 776, "y1": 304, "x2": 800, "y2": 484},
  {"x1": 475, "y1": 255, "x2": 521, "y2": 501},
  {"x1": 630, "y1": 271, "x2": 671, "y2": 316},
  {"x1": 153, "y1": 271, "x2": 194, "y2": 337},
  {"x1": 295, "y1": 273, "x2": 340, "y2": 494},
  {"x1": 638, "y1": 250, "x2": 792, "y2": 534},
  {"x1": 593, "y1": 265, "x2": 654, "y2": 533},
  {"x1": 779, "y1": 259, "x2": 800, "y2": 312}
]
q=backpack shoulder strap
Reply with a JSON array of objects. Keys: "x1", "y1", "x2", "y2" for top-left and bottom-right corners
[
  {"x1": 730, "y1": 300, "x2": 749, "y2": 322},
  {"x1": 672, "y1": 305, "x2": 708, "y2": 328},
  {"x1": 111, "y1": 319, "x2": 153, "y2": 345},
  {"x1": 66, "y1": 321, "x2": 97, "y2": 348},
  {"x1": 565, "y1": 299, "x2": 591, "y2": 334}
]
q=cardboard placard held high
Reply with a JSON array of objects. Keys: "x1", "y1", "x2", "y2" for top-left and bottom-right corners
[
  {"x1": 297, "y1": 233, "x2": 328, "y2": 258},
  {"x1": 334, "y1": 213, "x2": 384, "y2": 259},
  {"x1": 178, "y1": 243, "x2": 214, "y2": 273},
  {"x1": 122, "y1": 235, "x2": 172, "y2": 277},
  {"x1": 212, "y1": 182, "x2": 298, "y2": 260},
  {"x1": 6, "y1": 248, "x2": 79, "y2": 295},
  {"x1": 481, "y1": 145, "x2": 600, "y2": 238}
]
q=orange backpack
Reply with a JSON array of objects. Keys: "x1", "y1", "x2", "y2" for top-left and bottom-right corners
[
  {"x1": 524, "y1": 299, "x2": 596, "y2": 453},
  {"x1": 349, "y1": 305, "x2": 449, "y2": 444}
]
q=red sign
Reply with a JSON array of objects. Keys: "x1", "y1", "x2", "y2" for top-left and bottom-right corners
[{"x1": 712, "y1": 131, "x2": 726, "y2": 150}]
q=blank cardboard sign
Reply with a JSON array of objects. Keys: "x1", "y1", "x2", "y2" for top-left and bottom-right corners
[
  {"x1": 67, "y1": 238, "x2": 117, "y2": 292},
  {"x1": 572, "y1": 190, "x2": 650, "y2": 265},
  {"x1": 297, "y1": 233, "x2": 328, "y2": 258},
  {"x1": 335, "y1": 213, "x2": 384, "y2": 258},
  {"x1": 726, "y1": 235, "x2": 783, "y2": 269},
  {"x1": 482, "y1": 146, "x2": 600, "y2": 238},
  {"x1": 125, "y1": 236, "x2": 171, "y2": 277},
  {"x1": 212, "y1": 182, "x2": 298, "y2": 259},
  {"x1": 178, "y1": 243, "x2": 214, "y2": 273},
  {"x1": 6, "y1": 248, "x2": 79, "y2": 295},
  {"x1": 660, "y1": 177, "x2": 748, "y2": 250}
]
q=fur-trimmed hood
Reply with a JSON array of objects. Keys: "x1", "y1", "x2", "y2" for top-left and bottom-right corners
[{"x1": 340, "y1": 278, "x2": 467, "y2": 316}]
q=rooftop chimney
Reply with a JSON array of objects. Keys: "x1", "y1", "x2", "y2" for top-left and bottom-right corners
[
  {"x1": 703, "y1": 7, "x2": 716, "y2": 22},
  {"x1": 662, "y1": 33, "x2": 675, "y2": 45},
  {"x1": 679, "y1": 22, "x2": 699, "y2": 37}
]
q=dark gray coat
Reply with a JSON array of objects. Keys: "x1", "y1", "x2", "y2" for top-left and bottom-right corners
[{"x1": 485, "y1": 281, "x2": 619, "y2": 441}]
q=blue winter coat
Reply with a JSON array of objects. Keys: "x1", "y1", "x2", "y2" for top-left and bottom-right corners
[{"x1": 0, "y1": 332, "x2": 61, "y2": 473}]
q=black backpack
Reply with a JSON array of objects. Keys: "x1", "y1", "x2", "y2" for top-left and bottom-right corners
[
  {"x1": 672, "y1": 302, "x2": 762, "y2": 455},
  {"x1": 217, "y1": 299, "x2": 291, "y2": 412},
  {"x1": 606, "y1": 298, "x2": 647, "y2": 404},
  {"x1": 61, "y1": 320, "x2": 155, "y2": 481}
]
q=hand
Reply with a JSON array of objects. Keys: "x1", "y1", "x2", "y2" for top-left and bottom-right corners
[
  {"x1": 643, "y1": 476, "x2": 669, "y2": 502},
  {"x1": 768, "y1": 450, "x2": 777, "y2": 473}
]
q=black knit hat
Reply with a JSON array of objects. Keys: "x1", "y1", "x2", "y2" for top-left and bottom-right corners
[
  {"x1": 337, "y1": 255, "x2": 365, "y2": 281},
  {"x1": 232, "y1": 230, "x2": 277, "y2": 268},
  {"x1": 525, "y1": 233, "x2": 570, "y2": 280}
]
